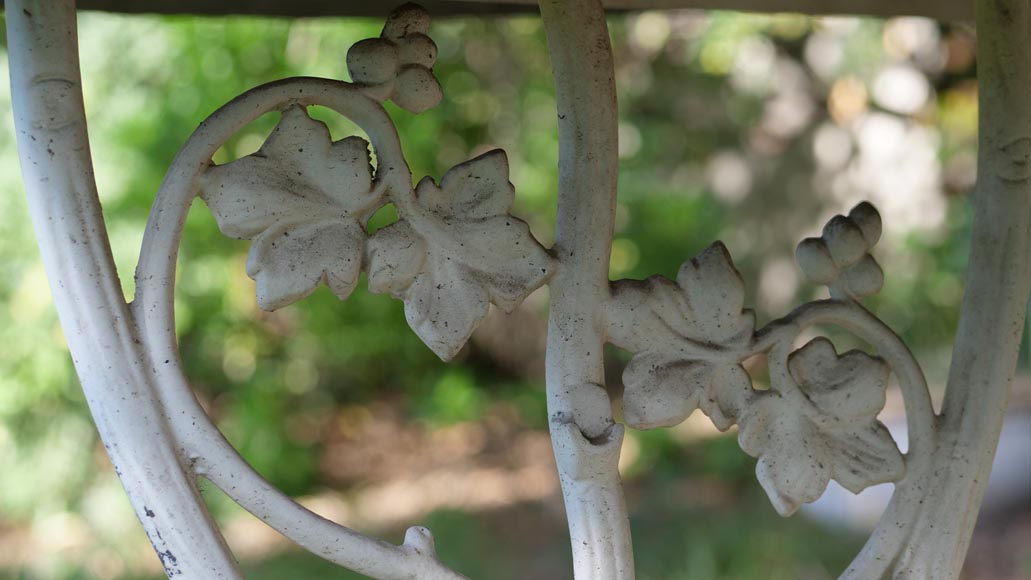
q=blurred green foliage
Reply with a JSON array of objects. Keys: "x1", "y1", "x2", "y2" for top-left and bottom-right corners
[{"x1": 0, "y1": 5, "x2": 1024, "y2": 580}]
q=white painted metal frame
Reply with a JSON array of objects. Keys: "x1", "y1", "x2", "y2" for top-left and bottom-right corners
[{"x1": 5, "y1": 0, "x2": 1029, "y2": 578}]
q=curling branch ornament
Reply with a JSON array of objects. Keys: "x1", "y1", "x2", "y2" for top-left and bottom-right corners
[{"x1": 606, "y1": 203, "x2": 918, "y2": 516}]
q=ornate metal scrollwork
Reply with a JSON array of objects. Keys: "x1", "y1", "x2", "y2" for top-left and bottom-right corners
[
  {"x1": 131, "y1": 3, "x2": 939, "y2": 578},
  {"x1": 7, "y1": 0, "x2": 1029, "y2": 576}
]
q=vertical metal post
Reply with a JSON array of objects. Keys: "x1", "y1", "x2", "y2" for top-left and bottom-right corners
[
  {"x1": 539, "y1": 0, "x2": 635, "y2": 578},
  {"x1": 886, "y1": 0, "x2": 1031, "y2": 576},
  {"x1": 932, "y1": 0, "x2": 1031, "y2": 567}
]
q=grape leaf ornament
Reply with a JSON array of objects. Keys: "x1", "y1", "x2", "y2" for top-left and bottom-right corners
[
  {"x1": 201, "y1": 106, "x2": 381, "y2": 310},
  {"x1": 738, "y1": 338, "x2": 905, "y2": 515},
  {"x1": 367, "y1": 150, "x2": 551, "y2": 360},
  {"x1": 607, "y1": 242, "x2": 756, "y2": 430}
]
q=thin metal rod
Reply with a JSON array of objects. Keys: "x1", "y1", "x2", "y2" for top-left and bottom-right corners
[
  {"x1": 539, "y1": 0, "x2": 635, "y2": 578},
  {"x1": 6, "y1": 1, "x2": 241, "y2": 577}
]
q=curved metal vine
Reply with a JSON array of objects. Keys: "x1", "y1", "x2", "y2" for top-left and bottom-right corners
[{"x1": 131, "y1": 4, "x2": 552, "y2": 579}]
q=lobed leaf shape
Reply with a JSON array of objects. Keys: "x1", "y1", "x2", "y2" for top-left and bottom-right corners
[
  {"x1": 200, "y1": 106, "x2": 382, "y2": 310},
  {"x1": 366, "y1": 150, "x2": 551, "y2": 360},
  {"x1": 608, "y1": 243, "x2": 756, "y2": 430},
  {"x1": 738, "y1": 338, "x2": 905, "y2": 516}
]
